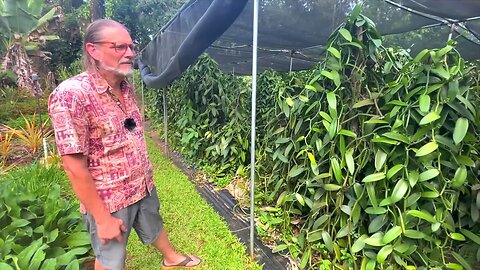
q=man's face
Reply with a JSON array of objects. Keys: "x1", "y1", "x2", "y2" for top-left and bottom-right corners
[{"x1": 89, "y1": 26, "x2": 135, "y2": 78}]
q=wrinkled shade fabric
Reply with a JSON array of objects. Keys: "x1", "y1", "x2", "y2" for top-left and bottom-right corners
[{"x1": 139, "y1": 0, "x2": 480, "y2": 89}]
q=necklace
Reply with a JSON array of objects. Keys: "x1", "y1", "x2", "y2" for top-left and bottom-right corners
[{"x1": 106, "y1": 89, "x2": 127, "y2": 115}]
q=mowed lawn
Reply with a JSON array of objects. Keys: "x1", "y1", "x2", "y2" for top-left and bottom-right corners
[{"x1": 125, "y1": 136, "x2": 262, "y2": 270}]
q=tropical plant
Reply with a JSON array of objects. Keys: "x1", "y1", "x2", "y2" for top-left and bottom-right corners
[
  {"x1": 0, "y1": 164, "x2": 90, "y2": 269},
  {"x1": 0, "y1": 0, "x2": 60, "y2": 95},
  {"x1": 6, "y1": 113, "x2": 52, "y2": 155},
  {"x1": 0, "y1": 131, "x2": 15, "y2": 174}
]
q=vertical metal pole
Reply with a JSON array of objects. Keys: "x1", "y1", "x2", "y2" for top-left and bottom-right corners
[
  {"x1": 447, "y1": 23, "x2": 455, "y2": 41},
  {"x1": 141, "y1": 81, "x2": 145, "y2": 123},
  {"x1": 249, "y1": 0, "x2": 259, "y2": 259},
  {"x1": 163, "y1": 87, "x2": 168, "y2": 154}
]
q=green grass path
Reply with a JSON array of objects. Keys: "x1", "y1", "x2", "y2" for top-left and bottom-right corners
[{"x1": 125, "y1": 136, "x2": 262, "y2": 270}]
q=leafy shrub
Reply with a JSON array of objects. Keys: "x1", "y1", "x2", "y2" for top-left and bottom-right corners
[
  {"x1": 0, "y1": 70, "x2": 17, "y2": 88},
  {"x1": 0, "y1": 164, "x2": 90, "y2": 269}
]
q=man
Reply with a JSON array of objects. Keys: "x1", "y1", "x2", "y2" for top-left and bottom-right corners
[{"x1": 48, "y1": 19, "x2": 201, "y2": 270}]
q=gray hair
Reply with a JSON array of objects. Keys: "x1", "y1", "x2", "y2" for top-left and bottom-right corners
[{"x1": 82, "y1": 19, "x2": 129, "y2": 71}]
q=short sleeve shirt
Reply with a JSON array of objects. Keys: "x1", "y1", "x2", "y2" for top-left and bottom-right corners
[{"x1": 48, "y1": 72, "x2": 154, "y2": 214}]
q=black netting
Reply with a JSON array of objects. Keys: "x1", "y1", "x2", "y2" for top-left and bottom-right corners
[{"x1": 139, "y1": 0, "x2": 480, "y2": 88}]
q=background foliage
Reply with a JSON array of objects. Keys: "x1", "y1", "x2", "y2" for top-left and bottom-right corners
[{"x1": 144, "y1": 8, "x2": 480, "y2": 269}]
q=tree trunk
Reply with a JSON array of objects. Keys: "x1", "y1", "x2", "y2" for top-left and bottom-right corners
[{"x1": 90, "y1": 0, "x2": 105, "y2": 21}]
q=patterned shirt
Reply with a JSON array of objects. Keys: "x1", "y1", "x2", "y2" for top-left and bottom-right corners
[{"x1": 48, "y1": 72, "x2": 154, "y2": 214}]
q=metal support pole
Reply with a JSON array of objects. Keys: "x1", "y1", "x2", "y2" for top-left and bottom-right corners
[
  {"x1": 447, "y1": 23, "x2": 455, "y2": 41},
  {"x1": 163, "y1": 87, "x2": 168, "y2": 155},
  {"x1": 249, "y1": 0, "x2": 259, "y2": 259},
  {"x1": 32, "y1": 74, "x2": 48, "y2": 165},
  {"x1": 289, "y1": 51, "x2": 294, "y2": 73}
]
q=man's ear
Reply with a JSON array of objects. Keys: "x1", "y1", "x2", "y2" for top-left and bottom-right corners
[{"x1": 85, "y1": 43, "x2": 102, "y2": 61}]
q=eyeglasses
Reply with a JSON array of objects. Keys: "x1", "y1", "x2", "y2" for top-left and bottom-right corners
[
  {"x1": 124, "y1": 118, "x2": 137, "y2": 131},
  {"x1": 93, "y1": 42, "x2": 136, "y2": 54}
]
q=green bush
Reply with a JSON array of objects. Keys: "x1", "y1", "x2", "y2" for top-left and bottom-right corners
[
  {"x1": 144, "y1": 8, "x2": 480, "y2": 269},
  {"x1": 0, "y1": 71, "x2": 17, "y2": 88},
  {"x1": 0, "y1": 164, "x2": 90, "y2": 269}
]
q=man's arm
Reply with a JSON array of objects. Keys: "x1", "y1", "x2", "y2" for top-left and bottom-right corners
[{"x1": 62, "y1": 154, "x2": 126, "y2": 243}]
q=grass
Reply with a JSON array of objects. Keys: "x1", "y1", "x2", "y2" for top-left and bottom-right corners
[{"x1": 125, "y1": 136, "x2": 263, "y2": 270}]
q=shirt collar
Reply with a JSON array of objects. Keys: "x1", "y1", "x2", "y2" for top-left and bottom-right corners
[{"x1": 87, "y1": 71, "x2": 130, "y2": 94}]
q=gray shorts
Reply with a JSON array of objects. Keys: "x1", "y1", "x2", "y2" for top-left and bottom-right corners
[{"x1": 83, "y1": 187, "x2": 163, "y2": 270}]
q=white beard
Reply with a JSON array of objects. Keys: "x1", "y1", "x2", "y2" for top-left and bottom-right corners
[{"x1": 99, "y1": 62, "x2": 133, "y2": 77}]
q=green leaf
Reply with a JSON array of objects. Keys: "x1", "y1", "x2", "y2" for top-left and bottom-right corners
[
  {"x1": 377, "y1": 245, "x2": 393, "y2": 263},
  {"x1": 437, "y1": 45, "x2": 453, "y2": 57},
  {"x1": 319, "y1": 111, "x2": 332, "y2": 122},
  {"x1": 275, "y1": 137, "x2": 290, "y2": 144},
  {"x1": 313, "y1": 215, "x2": 330, "y2": 230},
  {"x1": 298, "y1": 95, "x2": 309, "y2": 103},
  {"x1": 451, "y1": 166, "x2": 467, "y2": 188},
  {"x1": 326, "y1": 92, "x2": 337, "y2": 110},
  {"x1": 322, "y1": 231, "x2": 334, "y2": 252},
  {"x1": 419, "y1": 111, "x2": 440, "y2": 125},
  {"x1": 288, "y1": 166, "x2": 306, "y2": 178},
  {"x1": 351, "y1": 235, "x2": 368, "y2": 253},
  {"x1": 375, "y1": 149, "x2": 387, "y2": 171},
  {"x1": 308, "y1": 231, "x2": 323, "y2": 242},
  {"x1": 404, "y1": 230, "x2": 426, "y2": 239},
  {"x1": 339, "y1": 28, "x2": 352, "y2": 42},
  {"x1": 323, "y1": 184, "x2": 342, "y2": 191},
  {"x1": 338, "y1": 129, "x2": 356, "y2": 138},
  {"x1": 408, "y1": 171, "x2": 419, "y2": 187},
  {"x1": 0, "y1": 263, "x2": 14, "y2": 270},
  {"x1": 365, "y1": 207, "x2": 387, "y2": 215},
  {"x1": 451, "y1": 251, "x2": 473, "y2": 270},
  {"x1": 286, "y1": 97, "x2": 294, "y2": 107},
  {"x1": 432, "y1": 66, "x2": 450, "y2": 80},
  {"x1": 457, "y1": 155, "x2": 475, "y2": 167},
  {"x1": 460, "y1": 229, "x2": 480, "y2": 245},
  {"x1": 368, "y1": 215, "x2": 387, "y2": 233},
  {"x1": 453, "y1": 118, "x2": 469, "y2": 145},
  {"x1": 422, "y1": 191, "x2": 439, "y2": 198},
  {"x1": 382, "y1": 226, "x2": 402, "y2": 244},
  {"x1": 307, "y1": 152, "x2": 319, "y2": 175},
  {"x1": 372, "y1": 137, "x2": 400, "y2": 145},
  {"x1": 327, "y1": 47, "x2": 341, "y2": 59},
  {"x1": 272, "y1": 244, "x2": 289, "y2": 253},
  {"x1": 295, "y1": 193, "x2": 305, "y2": 206},
  {"x1": 387, "y1": 164, "x2": 404, "y2": 179},
  {"x1": 299, "y1": 248, "x2": 311, "y2": 270},
  {"x1": 445, "y1": 263, "x2": 464, "y2": 270},
  {"x1": 419, "y1": 169, "x2": 439, "y2": 182},
  {"x1": 362, "y1": 173, "x2": 385, "y2": 183},
  {"x1": 419, "y1": 94, "x2": 431, "y2": 113},
  {"x1": 383, "y1": 132, "x2": 410, "y2": 144},
  {"x1": 413, "y1": 49, "x2": 429, "y2": 62},
  {"x1": 353, "y1": 99, "x2": 374, "y2": 108},
  {"x1": 390, "y1": 180, "x2": 409, "y2": 204},
  {"x1": 18, "y1": 239, "x2": 42, "y2": 269},
  {"x1": 331, "y1": 158, "x2": 342, "y2": 184},
  {"x1": 345, "y1": 148, "x2": 355, "y2": 174},
  {"x1": 407, "y1": 210, "x2": 436, "y2": 223},
  {"x1": 66, "y1": 232, "x2": 90, "y2": 248},
  {"x1": 366, "y1": 259, "x2": 376, "y2": 270},
  {"x1": 450, "y1": 233, "x2": 466, "y2": 241},
  {"x1": 415, "y1": 141, "x2": 438, "y2": 157},
  {"x1": 364, "y1": 236, "x2": 385, "y2": 247}
]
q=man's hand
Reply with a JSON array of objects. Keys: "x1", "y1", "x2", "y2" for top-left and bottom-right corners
[{"x1": 96, "y1": 215, "x2": 127, "y2": 244}]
